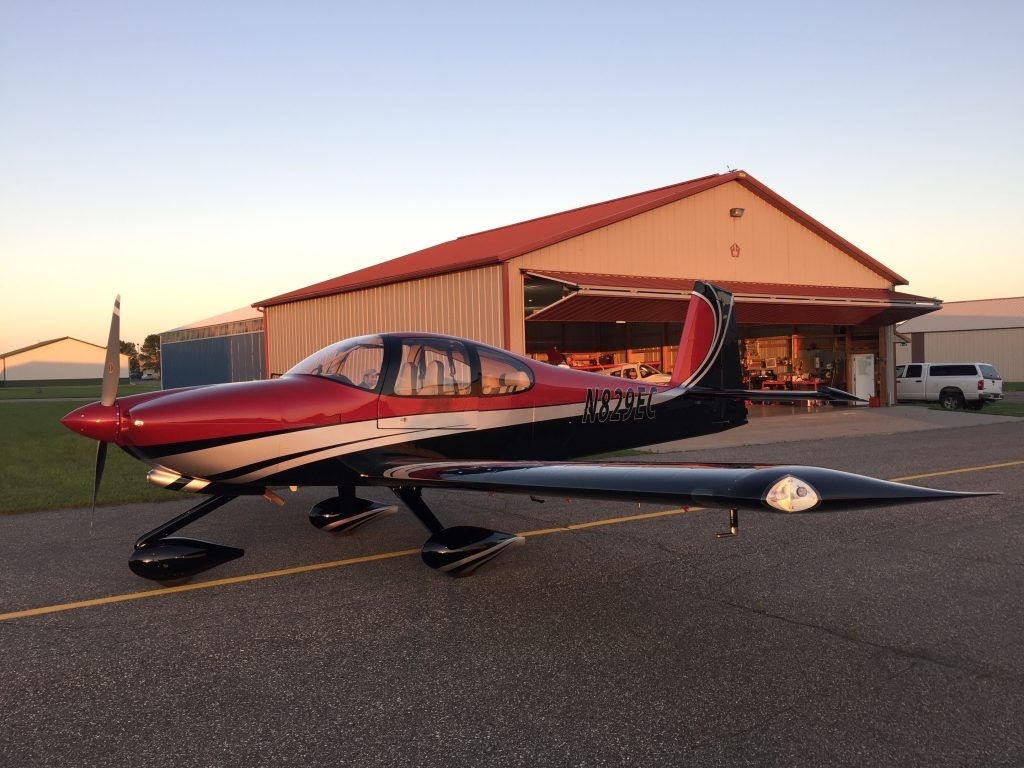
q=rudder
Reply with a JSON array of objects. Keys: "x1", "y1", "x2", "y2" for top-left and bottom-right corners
[{"x1": 669, "y1": 281, "x2": 744, "y2": 390}]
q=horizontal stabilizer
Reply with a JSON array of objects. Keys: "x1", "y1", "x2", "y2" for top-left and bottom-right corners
[{"x1": 687, "y1": 384, "x2": 865, "y2": 404}]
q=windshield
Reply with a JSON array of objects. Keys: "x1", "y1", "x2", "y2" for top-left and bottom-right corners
[{"x1": 286, "y1": 335, "x2": 385, "y2": 389}]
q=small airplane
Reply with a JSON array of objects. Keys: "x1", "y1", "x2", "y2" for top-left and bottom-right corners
[{"x1": 62, "y1": 282, "x2": 992, "y2": 582}]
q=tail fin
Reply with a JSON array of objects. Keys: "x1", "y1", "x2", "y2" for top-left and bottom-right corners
[
  {"x1": 673, "y1": 281, "x2": 863, "y2": 404},
  {"x1": 669, "y1": 282, "x2": 743, "y2": 390}
]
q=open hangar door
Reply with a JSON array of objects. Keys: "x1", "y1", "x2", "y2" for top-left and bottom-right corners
[{"x1": 522, "y1": 272, "x2": 939, "y2": 404}]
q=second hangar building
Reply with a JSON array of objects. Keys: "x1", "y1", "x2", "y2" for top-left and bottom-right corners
[{"x1": 257, "y1": 170, "x2": 941, "y2": 405}]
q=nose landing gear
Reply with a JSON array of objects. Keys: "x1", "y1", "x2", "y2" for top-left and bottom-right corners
[{"x1": 128, "y1": 495, "x2": 243, "y2": 582}]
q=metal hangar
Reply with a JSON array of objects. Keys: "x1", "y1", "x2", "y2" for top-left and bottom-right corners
[
  {"x1": 895, "y1": 296, "x2": 1024, "y2": 381},
  {"x1": 1, "y1": 337, "x2": 130, "y2": 387},
  {"x1": 256, "y1": 170, "x2": 942, "y2": 405},
  {"x1": 160, "y1": 306, "x2": 265, "y2": 389}
]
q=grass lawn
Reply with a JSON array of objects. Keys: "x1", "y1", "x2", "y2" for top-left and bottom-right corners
[
  {"x1": 974, "y1": 400, "x2": 1024, "y2": 417},
  {"x1": 957, "y1": 380, "x2": 1024, "y2": 417},
  {"x1": 0, "y1": 399, "x2": 177, "y2": 513},
  {"x1": 2, "y1": 381, "x2": 1021, "y2": 514},
  {"x1": 0, "y1": 382, "x2": 160, "y2": 400}
]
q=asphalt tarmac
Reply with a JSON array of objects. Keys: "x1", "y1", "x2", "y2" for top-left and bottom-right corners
[{"x1": 2, "y1": 407, "x2": 1023, "y2": 767}]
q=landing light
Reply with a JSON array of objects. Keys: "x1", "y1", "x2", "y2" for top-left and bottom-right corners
[{"x1": 764, "y1": 475, "x2": 820, "y2": 513}]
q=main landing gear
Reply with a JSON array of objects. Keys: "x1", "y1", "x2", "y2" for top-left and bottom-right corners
[
  {"x1": 311, "y1": 485, "x2": 524, "y2": 577},
  {"x1": 389, "y1": 487, "x2": 525, "y2": 576},
  {"x1": 128, "y1": 485, "x2": 524, "y2": 583}
]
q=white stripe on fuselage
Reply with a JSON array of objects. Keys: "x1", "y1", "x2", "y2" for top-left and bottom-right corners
[{"x1": 149, "y1": 385, "x2": 688, "y2": 488}]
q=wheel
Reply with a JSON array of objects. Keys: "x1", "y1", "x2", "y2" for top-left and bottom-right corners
[{"x1": 939, "y1": 389, "x2": 965, "y2": 410}]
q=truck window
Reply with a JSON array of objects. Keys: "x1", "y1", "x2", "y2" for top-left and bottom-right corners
[
  {"x1": 930, "y1": 364, "x2": 975, "y2": 377},
  {"x1": 979, "y1": 364, "x2": 1002, "y2": 380}
]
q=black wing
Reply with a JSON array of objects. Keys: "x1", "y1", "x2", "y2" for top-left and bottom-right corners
[{"x1": 373, "y1": 460, "x2": 992, "y2": 514}]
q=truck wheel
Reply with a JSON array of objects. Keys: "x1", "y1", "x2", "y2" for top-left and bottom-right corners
[{"x1": 939, "y1": 390, "x2": 965, "y2": 410}]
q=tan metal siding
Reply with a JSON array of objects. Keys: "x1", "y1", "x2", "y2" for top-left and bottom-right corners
[
  {"x1": 1, "y1": 339, "x2": 129, "y2": 382},
  {"x1": 265, "y1": 266, "x2": 504, "y2": 375},
  {"x1": 515, "y1": 183, "x2": 888, "y2": 287},
  {"x1": 919, "y1": 328, "x2": 1024, "y2": 381},
  {"x1": 265, "y1": 179, "x2": 904, "y2": 363},
  {"x1": 506, "y1": 181, "x2": 891, "y2": 353},
  {"x1": 893, "y1": 341, "x2": 912, "y2": 367}
]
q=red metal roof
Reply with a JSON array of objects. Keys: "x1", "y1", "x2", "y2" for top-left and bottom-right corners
[
  {"x1": 257, "y1": 171, "x2": 909, "y2": 308},
  {"x1": 524, "y1": 272, "x2": 941, "y2": 328}
]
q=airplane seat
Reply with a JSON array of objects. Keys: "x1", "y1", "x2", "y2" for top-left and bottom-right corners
[
  {"x1": 505, "y1": 371, "x2": 530, "y2": 393},
  {"x1": 430, "y1": 360, "x2": 446, "y2": 395},
  {"x1": 395, "y1": 362, "x2": 418, "y2": 395}
]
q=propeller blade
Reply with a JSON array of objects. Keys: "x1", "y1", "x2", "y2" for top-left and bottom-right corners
[
  {"x1": 93, "y1": 441, "x2": 108, "y2": 504},
  {"x1": 92, "y1": 440, "x2": 108, "y2": 533},
  {"x1": 101, "y1": 295, "x2": 121, "y2": 407}
]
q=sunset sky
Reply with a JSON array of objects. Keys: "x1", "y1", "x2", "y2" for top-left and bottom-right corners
[{"x1": 3, "y1": 1, "x2": 1021, "y2": 352}]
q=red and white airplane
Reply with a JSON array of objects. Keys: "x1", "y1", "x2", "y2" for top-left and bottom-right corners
[{"x1": 63, "y1": 282, "x2": 989, "y2": 582}]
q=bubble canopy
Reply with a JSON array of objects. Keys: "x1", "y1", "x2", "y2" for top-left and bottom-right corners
[{"x1": 285, "y1": 335, "x2": 385, "y2": 387}]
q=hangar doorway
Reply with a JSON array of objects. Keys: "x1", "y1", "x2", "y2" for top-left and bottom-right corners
[
  {"x1": 736, "y1": 326, "x2": 880, "y2": 394},
  {"x1": 524, "y1": 272, "x2": 686, "y2": 373},
  {"x1": 522, "y1": 272, "x2": 940, "y2": 402},
  {"x1": 526, "y1": 320, "x2": 682, "y2": 372},
  {"x1": 524, "y1": 318, "x2": 871, "y2": 395}
]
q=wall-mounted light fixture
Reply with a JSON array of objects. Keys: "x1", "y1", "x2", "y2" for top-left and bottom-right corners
[{"x1": 729, "y1": 207, "x2": 745, "y2": 218}]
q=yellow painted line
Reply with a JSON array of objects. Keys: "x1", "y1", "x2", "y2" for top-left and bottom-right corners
[
  {"x1": 891, "y1": 459, "x2": 1024, "y2": 483},
  {"x1": 0, "y1": 548, "x2": 419, "y2": 622},
  {"x1": 1, "y1": 506, "x2": 702, "y2": 623},
  {"x1": 3, "y1": 458, "x2": 1018, "y2": 623}
]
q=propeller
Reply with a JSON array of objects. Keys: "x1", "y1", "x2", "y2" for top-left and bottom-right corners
[
  {"x1": 101, "y1": 295, "x2": 121, "y2": 407},
  {"x1": 93, "y1": 442, "x2": 108, "y2": 514},
  {"x1": 92, "y1": 295, "x2": 121, "y2": 523}
]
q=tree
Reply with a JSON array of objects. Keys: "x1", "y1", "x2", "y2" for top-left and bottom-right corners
[
  {"x1": 138, "y1": 334, "x2": 161, "y2": 375},
  {"x1": 120, "y1": 340, "x2": 140, "y2": 378}
]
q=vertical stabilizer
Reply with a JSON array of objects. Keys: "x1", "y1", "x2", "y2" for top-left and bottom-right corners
[{"x1": 669, "y1": 282, "x2": 743, "y2": 390}]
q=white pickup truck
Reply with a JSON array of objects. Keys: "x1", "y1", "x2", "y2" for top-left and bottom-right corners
[{"x1": 895, "y1": 362, "x2": 1003, "y2": 410}]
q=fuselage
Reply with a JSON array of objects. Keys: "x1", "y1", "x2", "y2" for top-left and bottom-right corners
[{"x1": 62, "y1": 332, "x2": 748, "y2": 494}]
